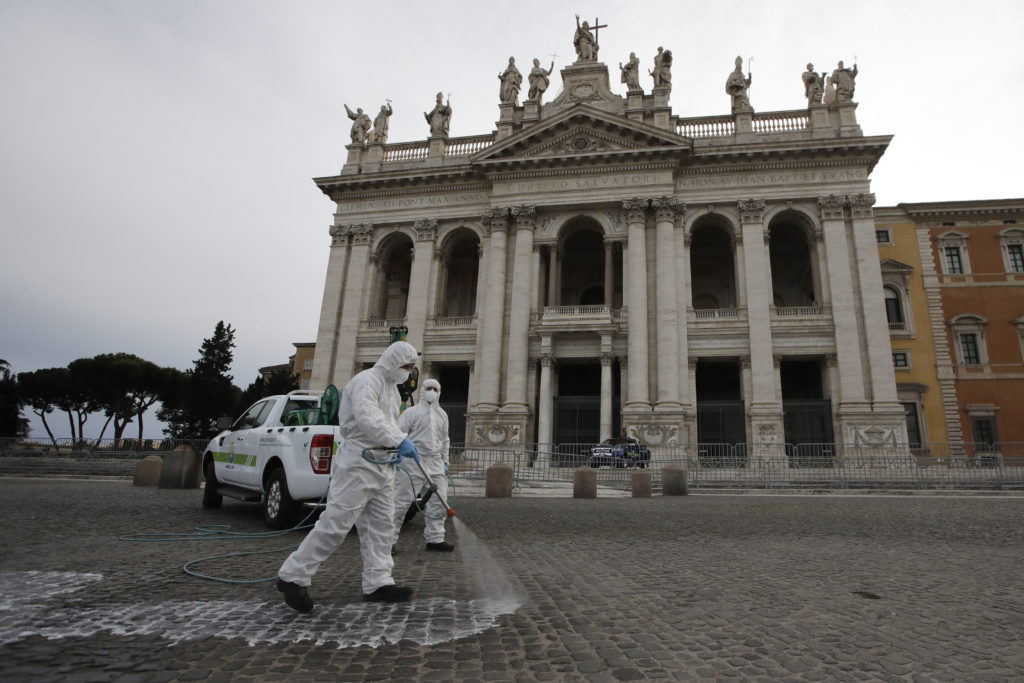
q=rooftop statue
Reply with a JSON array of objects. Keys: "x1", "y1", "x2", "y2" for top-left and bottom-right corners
[
  {"x1": 573, "y1": 14, "x2": 599, "y2": 62},
  {"x1": 831, "y1": 60, "x2": 858, "y2": 103},
  {"x1": 725, "y1": 56, "x2": 753, "y2": 113},
  {"x1": 344, "y1": 104, "x2": 371, "y2": 144},
  {"x1": 528, "y1": 58, "x2": 554, "y2": 103},
  {"x1": 650, "y1": 47, "x2": 672, "y2": 91},
  {"x1": 823, "y1": 75, "x2": 837, "y2": 106},
  {"x1": 802, "y1": 63, "x2": 825, "y2": 105},
  {"x1": 369, "y1": 102, "x2": 393, "y2": 143},
  {"x1": 619, "y1": 52, "x2": 641, "y2": 92},
  {"x1": 424, "y1": 92, "x2": 452, "y2": 138},
  {"x1": 498, "y1": 57, "x2": 523, "y2": 105}
]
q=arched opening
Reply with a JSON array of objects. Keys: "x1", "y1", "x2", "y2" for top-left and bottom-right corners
[
  {"x1": 689, "y1": 221, "x2": 737, "y2": 309},
  {"x1": 883, "y1": 286, "x2": 904, "y2": 326},
  {"x1": 440, "y1": 229, "x2": 480, "y2": 317},
  {"x1": 559, "y1": 225, "x2": 605, "y2": 306},
  {"x1": 373, "y1": 235, "x2": 413, "y2": 319},
  {"x1": 768, "y1": 220, "x2": 816, "y2": 308}
]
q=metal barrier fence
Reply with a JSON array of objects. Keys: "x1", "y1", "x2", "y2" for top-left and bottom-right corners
[{"x1": 2, "y1": 438, "x2": 1022, "y2": 491}]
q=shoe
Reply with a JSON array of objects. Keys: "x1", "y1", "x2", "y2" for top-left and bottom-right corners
[
  {"x1": 363, "y1": 584, "x2": 413, "y2": 602},
  {"x1": 426, "y1": 541, "x2": 455, "y2": 552},
  {"x1": 276, "y1": 579, "x2": 314, "y2": 613}
]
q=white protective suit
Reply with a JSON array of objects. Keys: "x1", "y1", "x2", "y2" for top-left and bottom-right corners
[
  {"x1": 392, "y1": 379, "x2": 451, "y2": 546},
  {"x1": 278, "y1": 341, "x2": 418, "y2": 594}
]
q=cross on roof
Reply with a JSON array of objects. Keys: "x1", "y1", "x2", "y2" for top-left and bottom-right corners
[{"x1": 590, "y1": 17, "x2": 608, "y2": 45}]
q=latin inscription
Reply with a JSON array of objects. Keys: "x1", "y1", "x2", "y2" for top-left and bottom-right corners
[
  {"x1": 496, "y1": 173, "x2": 666, "y2": 195},
  {"x1": 678, "y1": 169, "x2": 865, "y2": 190},
  {"x1": 342, "y1": 192, "x2": 487, "y2": 213}
]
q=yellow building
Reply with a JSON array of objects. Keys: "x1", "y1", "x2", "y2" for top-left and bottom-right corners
[{"x1": 874, "y1": 208, "x2": 949, "y2": 449}]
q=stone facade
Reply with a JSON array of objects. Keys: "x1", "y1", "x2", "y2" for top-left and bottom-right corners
[{"x1": 309, "y1": 42, "x2": 908, "y2": 457}]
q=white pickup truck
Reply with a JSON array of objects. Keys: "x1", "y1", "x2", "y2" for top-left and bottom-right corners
[{"x1": 202, "y1": 389, "x2": 339, "y2": 528}]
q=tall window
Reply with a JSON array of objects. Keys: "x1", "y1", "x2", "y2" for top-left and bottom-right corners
[
  {"x1": 884, "y1": 287, "x2": 904, "y2": 327},
  {"x1": 1008, "y1": 244, "x2": 1024, "y2": 273},
  {"x1": 960, "y1": 333, "x2": 980, "y2": 365},
  {"x1": 944, "y1": 246, "x2": 964, "y2": 274},
  {"x1": 901, "y1": 402, "x2": 922, "y2": 448}
]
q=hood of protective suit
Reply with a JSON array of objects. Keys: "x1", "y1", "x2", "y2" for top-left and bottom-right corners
[
  {"x1": 375, "y1": 341, "x2": 419, "y2": 384},
  {"x1": 421, "y1": 379, "x2": 441, "y2": 404}
]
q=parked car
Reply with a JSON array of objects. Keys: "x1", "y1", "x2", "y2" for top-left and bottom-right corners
[
  {"x1": 588, "y1": 437, "x2": 651, "y2": 468},
  {"x1": 202, "y1": 389, "x2": 339, "y2": 529}
]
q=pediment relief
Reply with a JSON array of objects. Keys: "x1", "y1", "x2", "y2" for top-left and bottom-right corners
[
  {"x1": 473, "y1": 106, "x2": 690, "y2": 165},
  {"x1": 527, "y1": 127, "x2": 640, "y2": 157}
]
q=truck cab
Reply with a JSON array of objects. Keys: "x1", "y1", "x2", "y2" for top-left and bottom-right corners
[{"x1": 203, "y1": 390, "x2": 339, "y2": 528}]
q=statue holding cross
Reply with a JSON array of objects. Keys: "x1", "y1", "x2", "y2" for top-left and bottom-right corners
[{"x1": 573, "y1": 15, "x2": 606, "y2": 63}]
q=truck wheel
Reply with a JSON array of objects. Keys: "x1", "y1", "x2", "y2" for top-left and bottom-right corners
[
  {"x1": 264, "y1": 468, "x2": 298, "y2": 529},
  {"x1": 202, "y1": 457, "x2": 222, "y2": 508}
]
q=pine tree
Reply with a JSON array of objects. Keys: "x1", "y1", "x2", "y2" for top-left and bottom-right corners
[{"x1": 158, "y1": 322, "x2": 241, "y2": 440}]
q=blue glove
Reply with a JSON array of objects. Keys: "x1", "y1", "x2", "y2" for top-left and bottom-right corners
[{"x1": 397, "y1": 438, "x2": 419, "y2": 463}]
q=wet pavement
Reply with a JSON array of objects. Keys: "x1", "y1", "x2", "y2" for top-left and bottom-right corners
[{"x1": 1, "y1": 477, "x2": 1023, "y2": 681}]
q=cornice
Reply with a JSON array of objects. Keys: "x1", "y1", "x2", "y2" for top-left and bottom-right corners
[
  {"x1": 330, "y1": 181, "x2": 491, "y2": 202},
  {"x1": 898, "y1": 199, "x2": 1024, "y2": 219}
]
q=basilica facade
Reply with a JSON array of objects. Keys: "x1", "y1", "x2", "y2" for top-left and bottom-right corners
[{"x1": 309, "y1": 33, "x2": 908, "y2": 459}]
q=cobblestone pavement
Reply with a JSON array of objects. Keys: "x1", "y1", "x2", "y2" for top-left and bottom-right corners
[{"x1": 1, "y1": 478, "x2": 1023, "y2": 682}]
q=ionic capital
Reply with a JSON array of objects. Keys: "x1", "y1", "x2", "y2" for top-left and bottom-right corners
[
  {"x1": 348, "y1": 223, "x2": 374, "y2": 245},
  {"x1": 600, "y1": 352, "x2": 613, "y2": 367},
  {"x1": 329, "y1": 225, "x2": 349, "y2": 247},
  {"x1": 651, "y1": 196, "x2": 686, "y2": 224},
  {"x1": 847, "y1": 193, "x2": 876, "y2": 220},
  {"x1": 482, "y1": 208, "x2": 511, "y2": 236},
  {"x1": 511, "y1": 205, "x2": 537, "y2": 230},
  {"x1": 622, "y1": 197, "x2": 650, "y2": 225},
  {"x1": 538, "y1": 354, "x2": 556, "y2": 369},
  {"x1": 413, "y1": 218, "x2": 438, "y2": 242},
  {"x1": 817, "y1": 195, "x2": 845, "y2": 221},
  {"x1": 737, "y1": 199, "x2": 766, "y2": 224}
]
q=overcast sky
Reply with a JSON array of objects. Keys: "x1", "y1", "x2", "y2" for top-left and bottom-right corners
[{"x1": 2, "y1": 0, "x2": 1022, "y2": 438}]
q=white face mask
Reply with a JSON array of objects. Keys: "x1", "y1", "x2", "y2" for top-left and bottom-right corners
[
  {"x1": 423, "y1": 389, "x2": 439, "y2": 404},
  {"x1": 390, "y1": 368, "x2": 410, "y2": 385}
]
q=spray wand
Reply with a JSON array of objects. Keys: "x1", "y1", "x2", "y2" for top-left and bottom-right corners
[{"x1": 408, "y1": 455, "x2": 456, "y2": 518}]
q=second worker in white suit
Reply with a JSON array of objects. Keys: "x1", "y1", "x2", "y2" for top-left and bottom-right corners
[{"x1": 392, "y1": 379, "x2": 454, "y2": 552}]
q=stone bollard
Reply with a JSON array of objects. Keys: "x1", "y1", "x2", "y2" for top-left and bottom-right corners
[
  {"x1": 158, "y1": 444, "x2": 202, "y2": 489},
  {"x1": 662, "y1": 465, "x2": 689, "y2": 496},
  {"x1": 485, "y1": 462, "x2": 514, "y2": 498},
  {"x1": 631, "y1": 470, "x2": 652, "y2": 498},
  {"x1": 573, "y1": 467, "x2": 597, "y2": 499},
  {"x1": 133, "y1": 455, "x2": 163, "y2": 486}
]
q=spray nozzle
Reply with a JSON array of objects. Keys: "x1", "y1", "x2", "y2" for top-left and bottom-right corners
[{"x1": 447, "y1": 508, "x2": 457, "y2": 517}]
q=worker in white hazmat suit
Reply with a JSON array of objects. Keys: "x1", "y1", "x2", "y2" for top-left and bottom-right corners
[
  {"x1": 276, "y1": 341, "x2": 420, "y2": 613},
  {"x1": 391, "y1": 378, "x2": 454, "y2": 552}
]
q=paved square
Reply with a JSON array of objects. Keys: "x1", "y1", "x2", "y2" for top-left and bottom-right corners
[{"x1": 1, "y1": 479, "x2": 1022, "y2": 681}]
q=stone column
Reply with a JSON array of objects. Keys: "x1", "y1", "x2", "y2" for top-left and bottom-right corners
[
  {"x1": 623, "y1": 198, "x2": 651, "y2": 410},
  {"x1": 332, "y1": 224, "x2": 374, "y2": 388},
  {"x1": 652, "y1": 197, "x2": 684, "y2": 410},
  {"x1": 600, "y1": 351, "x2": 613, "y2": 441},
  {"x1": 311, "y1": 225, "x2": 350, "y2": 389},
  {"x1": 739, "y1": 201, "x2": 774, "y2": 402},
  {"x1": 531, "y1": 243, "x2": 541, "y2": 316},
  {"x1": 537, "y1": 353, "x2": 555, "y2": 451},
  {"x1": 504, "y1": 205, "x2": 536, "y2": 412},
  {"x1": 547, "y1": 245, "x2": 558, "y2": 307},
  {"x1": 604, "y1": 241, "x2": 614, "y2": 308},
  {"x1": 738, "y1": 200, "x2": 783, "y2": 444},
  {"x1": 677, "y1": 230, "x2": 692, "y2": 410},
  {"x1": 849, "y1": 194, "x2": 900, "y2": 406},
  {"x1": 818, "y1": 195, "x2": 867, "y2": 406},
  {"x1": 405, "y1": 219, "x2": 437, "y2": 353},
  {"x1": 469, "y1": 244, "x2": 488, "y2": 409},
  {"x1": 475, "y1": 209, "x2": 509, "y2": 410}
]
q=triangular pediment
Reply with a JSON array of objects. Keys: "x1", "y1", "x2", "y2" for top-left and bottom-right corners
[
  {"x1": 472, "y1": 105, "x2": 691, "y2": 166},
  {"x1": 879, "y1": 258, "x2": 915, "y2": 273}
]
